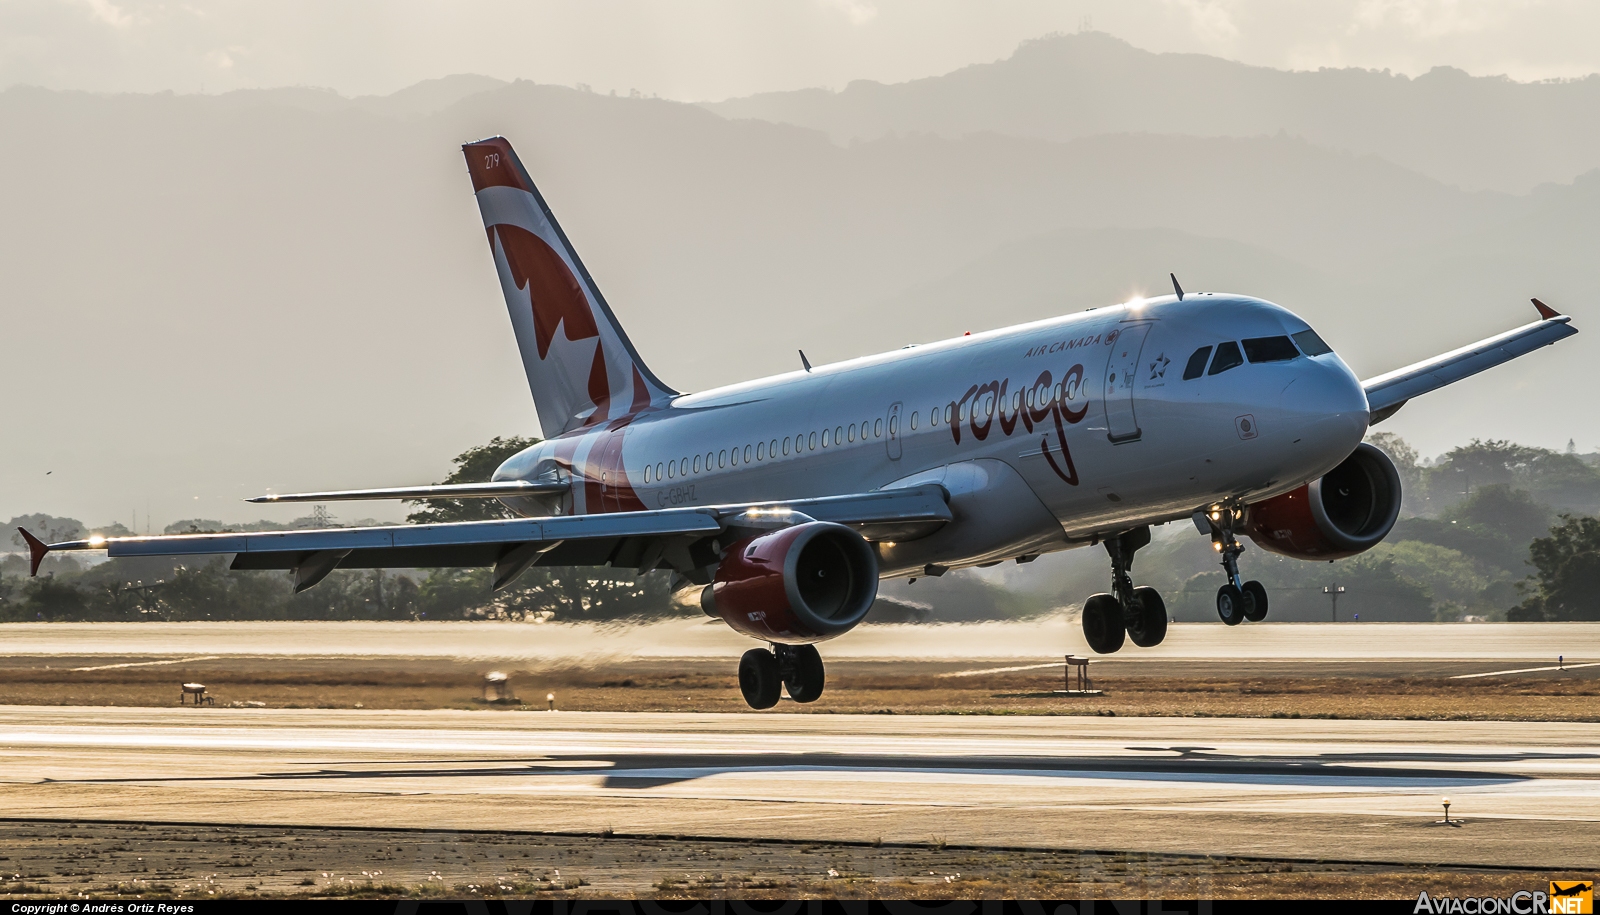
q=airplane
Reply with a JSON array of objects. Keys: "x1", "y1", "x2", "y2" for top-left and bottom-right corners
[{"x1": 19, "y1": 136, "x2": 1578, "y2": 709}]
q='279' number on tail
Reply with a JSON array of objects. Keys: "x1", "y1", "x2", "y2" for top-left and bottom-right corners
[{"x1": 483, "y1": 153, "x2": 501, "y2": 169}]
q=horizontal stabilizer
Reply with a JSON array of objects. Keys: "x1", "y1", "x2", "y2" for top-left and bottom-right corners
[
  {"x1": 1362, "y1": 300, "x2": 1577, "y2": 424},
  {"x1": 247, "y1": 480, "x2": 568, "y2": 503}
]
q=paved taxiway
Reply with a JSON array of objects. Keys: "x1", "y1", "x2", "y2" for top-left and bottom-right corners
[{"x1": 2, "y1": 706, "x2": 1595, "y2": 869}]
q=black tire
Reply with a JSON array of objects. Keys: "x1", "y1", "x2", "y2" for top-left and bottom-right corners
[
  {"x1": 1216, "y1": 584, "x2": 1246, "y2": 626},
  {"x1": 1082, "y1": 593, "x2": 1126, "y2": 654},
  {"x1": 1128, "y1": 586, "x2": 1168, "y2": 647},
  {"x1": 738, "y1": 648, "x2": 782, "y2": 710},
  {"x1": 1242, "y1": 581, "x2": 1269, "y2": 622},
  {"x1": 784, "y1": 644, "x2": 826, "y2": 703}
]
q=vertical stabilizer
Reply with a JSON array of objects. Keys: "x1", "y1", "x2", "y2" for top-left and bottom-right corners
[{"x1": 463, "y1": 137, "x2": 675, "y2": 436}]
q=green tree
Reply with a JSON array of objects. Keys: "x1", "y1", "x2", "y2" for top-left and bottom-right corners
[
  {"x1": 1424, "y1": 440, "x2": 1600, "y2": 516},
  {"x1": 1511, "y1": 514, "x2": 1600, "y2": 621},
  {"x1": 405, "y1": 435, "x2": 540, "y2": 524}
]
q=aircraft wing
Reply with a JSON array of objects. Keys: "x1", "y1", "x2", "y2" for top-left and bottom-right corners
[
  {"x1": 21, "y1": 484, "x2": 951, "y2": 592},
  {"x1": 1362, "y1": 299, "x2": 1577, "y2": 424}
]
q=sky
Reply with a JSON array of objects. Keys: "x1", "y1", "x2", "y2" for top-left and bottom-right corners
[
  {"x1": 5, "y1": 0, "x2": 1600, "y2": 532},
  {"x1": 4, "y1": 0, "x2": 1600, "y2": 101}
]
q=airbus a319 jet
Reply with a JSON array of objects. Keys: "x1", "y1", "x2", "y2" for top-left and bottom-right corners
[{"x1": 21, "y1": 137, "x2": 1579, "y2": 709}]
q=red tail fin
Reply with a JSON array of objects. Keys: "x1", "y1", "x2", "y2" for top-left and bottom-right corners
[{"x1": 463, "y1": 137, "x2": 675, "y2": 437}]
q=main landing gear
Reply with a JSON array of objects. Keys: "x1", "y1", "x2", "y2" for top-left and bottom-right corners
[
  {"x1": 1081, "y1": 526, "x2": 1168, "y2": 654},
  {"x1": 1198, "y1": 508, "x2": 1269, "y2": 626},
  {"x1": 738, "y1": 643, "x2": 825, "y2": 709}
]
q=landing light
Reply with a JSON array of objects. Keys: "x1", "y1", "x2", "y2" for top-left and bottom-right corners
[
  {"x1": 1212, "y1": 542, "x2": 1223, "y2": 552},
  {"x1": 88, "y1": 535, "x2": 106, "y2": 547}
]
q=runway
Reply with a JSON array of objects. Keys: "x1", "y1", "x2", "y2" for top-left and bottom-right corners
[
  {"x1": 3, "y1": 706, "x2": 1596, "y2": 869},
  {"x1": 0, "y1": 620, "x2": 1591, "y2": 662}
]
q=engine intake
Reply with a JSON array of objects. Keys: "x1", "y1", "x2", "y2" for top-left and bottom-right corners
[
  {"x1": 701, "y1": 521, "x2": 878, "y2": 644},
  {"x1": 1243, "y1": 442, "x2": 1403, "y2": 560}
]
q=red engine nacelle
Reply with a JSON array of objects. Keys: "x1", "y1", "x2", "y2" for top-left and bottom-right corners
[
  {"x1": 701, "y1": 521, "x2": 879, "y2": 644},
  {"x1": 1243, "y1": 442, "x2": 1403, "y2": 560}
]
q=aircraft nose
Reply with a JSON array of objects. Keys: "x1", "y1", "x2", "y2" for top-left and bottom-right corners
[{"x1": 1279, "y1": 357, "x2": 1370, "y2": 452}]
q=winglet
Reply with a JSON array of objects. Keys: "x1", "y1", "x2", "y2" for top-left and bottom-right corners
[
  {"x1": 17, "y1": 528, "x2": 49, "y2": 577},
  {"x1": 1170, "y1": 273, "x2": 1184, "y2": 301},
  {"x1": 1533, "y1": 298, "x2": 1561, "y2": 320},
  {"x1": 799, "y1": 350, "x2": 813, "y2": 373}
]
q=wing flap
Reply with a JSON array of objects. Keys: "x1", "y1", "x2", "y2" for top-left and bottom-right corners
[{"x1": 1363, "y1": 302, "x2": 1577, "y2": 422}]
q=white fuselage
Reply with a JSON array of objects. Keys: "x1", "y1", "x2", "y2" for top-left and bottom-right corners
[{"x1": 495, "y1": 293, "x2": 1371, "y2": 576}]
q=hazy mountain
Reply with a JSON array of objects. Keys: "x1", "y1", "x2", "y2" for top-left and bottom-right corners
[
  {"x1": 1, "y1": 73, "x2": 1594, "y2": 529},
  {"x1": 705, "y1": 31, "x2": 1600, "y2": 195}
]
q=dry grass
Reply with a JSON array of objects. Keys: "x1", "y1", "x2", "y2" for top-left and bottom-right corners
[{"x1": 0, "y1": 821, "x2": 1579, "y2": 900}]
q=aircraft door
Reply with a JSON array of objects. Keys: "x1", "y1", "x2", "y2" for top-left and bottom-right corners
[
  {"x1": 886, "y1": 402, "x2": 903, "y2": 460},
  {"x1": 1103, "y1": 323, "x2": 1152, "y2": 443},
  {"x1": 597, "y1": 430, "x2": 625, "y2": 511}
]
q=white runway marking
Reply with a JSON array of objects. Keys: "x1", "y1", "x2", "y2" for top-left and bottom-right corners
[
  {"x1": 1450, "y1": 661, "x2": 1599, "y2": 679},
  {"x1": 71, "y1": 655, "x2": 220, "y2": 672},
  {"x1": 939, "y1": 662, "x2": 1065, "y2": 677}
]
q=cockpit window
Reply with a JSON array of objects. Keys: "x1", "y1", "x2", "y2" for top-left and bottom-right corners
[
  {"x1": 1208, "y1": 341, "x2": 1244, "y2": 376},
  {"x1": 1292, "y1": 329, "x2": 1332, "y2": 356},
  {"x1": 1243, "y1": 336, "x2": 1300, "y2": 363},
  {"x1": 1182, "y1": 346, "x2": 1212, "y2": 380}
]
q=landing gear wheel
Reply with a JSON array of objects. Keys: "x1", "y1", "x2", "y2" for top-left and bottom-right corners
[
  {"x1": 738, "y1": 648, "x2": 782, "y2": 710},
  {"x1": 783, "y1": 644, "x2": 826, "y2": 703},
  {"x1": 1082, "y1": 593, "x2": 1126, "y2": 654},
  {"x1": 1127, "y1": 586, "x2": 1168, "y2": 648},
  {"x1": 1242, "y1": 581, "x2": 1269, "y2": 622},
  {"x1": 1216, "y1": 584, "x2": 1247, "y2": 627}
]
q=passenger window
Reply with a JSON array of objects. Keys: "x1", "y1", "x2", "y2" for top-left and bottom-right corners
[
  {"x1": 667, "y1": 461, "x2": 675, "y2": 479},
  {"x1": 848, "y1": 424, "x2": 856, "y2": 443},
  {"x1": 770, "y1": 439, "x2": 778, "y2": 458},
  {"x1": 1183, "y1": 346, "x2": 1213, "y2": 380},
  {"x1": 656, "y1": 462, "x2": 664, "y2": 479},
  {"x1": 644, "y1": 465, "x2": 652, "y2": 483},
  {"x1": 809, "y1": 431, "x2": 817, "y2": 450},
  {"x1": 910, "y1": 412, "x2": 918, "y2": 431},
  {"x1": 693, "y1": 455, "x2": 701, "y2": 473},
  {"x1": 743, "y1": 445, "x2": 752, "y2": 463},
  {"x1": 719, "y1": 450, "x2": 726, "y2": 469},
  {"x1": 1243, "y1": 336, "x2": 1299, "y2": 363},
  {"x1": 1208, "y1": 341, "x2": 1244, "y2": 376},
  {"x1": 876, "y1": 418, "x2": 884, "y2": 436},
  {"x1": 782, "y1": 438, "x2": 790, "y2": 456},
  {"x1": 823, "y1": 428, "x2": 831, "y2": 447},
  {"x1": 757, "y1": 442, "x2": 765, "y2": 461},
  {"x1": 929, "y1": 409, "x2": 938, "y2": 427},
  {"x1": 680, "y1": 458, "x2": 689, "y2": 476},
  {"x1": 1292, "y1": 328, "x2": 1333, "y2": 356}
]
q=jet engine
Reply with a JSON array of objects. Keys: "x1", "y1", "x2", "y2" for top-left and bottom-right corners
[
  {"x1": 1242, "y1": 443, "x2": 1403, "y2": 561},
  {"x1": 701, "y1": 521, "x2": 878, "y2": 644}
]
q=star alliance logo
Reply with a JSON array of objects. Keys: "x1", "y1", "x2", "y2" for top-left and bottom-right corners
[{"x1": 1149, "y1": 353, "x2": 1170, "y2": 380}]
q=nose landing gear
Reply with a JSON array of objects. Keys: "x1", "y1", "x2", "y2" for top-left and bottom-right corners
[
  {"x1": 1198, "y1": 508, "x2": 1269, "y2": 625},
  {"x1": 738, "y1": 643, "x2": 826, "y2": 709},
  {"x1": 1082, "y1": 526, "x2": 1168, "y2": 654}
]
